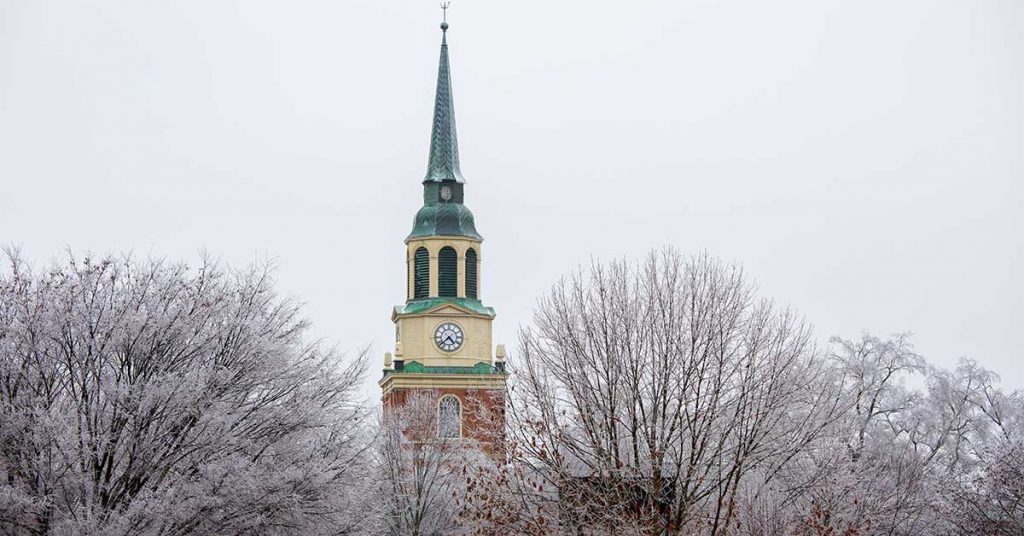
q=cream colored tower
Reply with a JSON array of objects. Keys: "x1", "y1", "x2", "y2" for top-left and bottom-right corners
[{"x1": 397, "y1": 236, "x2": 491, "y2": 369}]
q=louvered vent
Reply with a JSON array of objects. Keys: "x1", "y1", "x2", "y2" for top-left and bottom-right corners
[
  {"x1": 438, "y1": 247, "x2": 458, "y2": 297},
  {"x1": 465, "y1": 248, "x2": 478, "y2": 299},
  {"x1": 414, "y1": 248, "x2": 429, "y2": 299}
]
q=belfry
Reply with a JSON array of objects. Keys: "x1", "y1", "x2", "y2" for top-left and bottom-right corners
[{"x1": 379, "y1": 15, "x2": 507, "y2": 453}]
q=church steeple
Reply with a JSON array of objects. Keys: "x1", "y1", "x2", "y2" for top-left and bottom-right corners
[
  {"x1": 424, "y1": 21, "x2": 464, "y2": 184},
  {"x1": 408, "y1": 18, "x2": 480, "y2": 240},
  {"x1": 382, "y1": 8, "x2": 507, "y2": 460}
]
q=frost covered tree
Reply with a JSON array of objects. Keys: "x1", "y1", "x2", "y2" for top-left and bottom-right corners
[
  {"x1": 506, "y1": 249, "x2": 845, "y2": 535},
  {"x1": 494, "y1": 249, "x2": 1024, "y2": 536},
  {"x1": 765, "y1": 335, "x2": 1024, "y2": 536},
  {"x1": 0, "y1": 251, "x2": 371, "y2": 536},
  {"x1": 942, "y1": 438, "x2": 1024, "y2": 535},
  {"x1": 372, "y1": 390, "x2": 487, "y2": 536}
]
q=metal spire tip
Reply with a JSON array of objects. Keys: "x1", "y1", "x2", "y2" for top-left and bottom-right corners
[{"x1": 440, "y1": 1, "x2": 450, "y2": 31}]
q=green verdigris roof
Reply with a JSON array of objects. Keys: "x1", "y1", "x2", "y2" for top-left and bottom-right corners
[
  {"x1": 424, "y1": 25, "x2": 462, "y2": 184},
  {"x1": 408, "y1": 203, "x2": 481, "y2": 240},
  {"x1": 394, "y1": 297, "x2": 495, "y2": 318},
  {"x1": 402, "y1": 361, "x2": 499, "y2": 375}
]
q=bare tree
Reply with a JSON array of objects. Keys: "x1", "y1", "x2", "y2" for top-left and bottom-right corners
[
  {"x1": 780, "y1": 333, "x2": 935, "y2": 535},
  {"x1": 506, "y1": 249, "x2": 844, "y2": 535},
  {"x1": 0, "y1": 251, "x2": 371, "y2": 536},
  {"x1": 775, "y1": 336, "x2": 1024, "y2": 536},
  {"x1": 935, "y1": 369, "x2": 1024, "y2": 535},
  {"x1": 941, "y1": 439, "x2": 1024, "y2": 535},
  {"x1": 373, "y1": 389, "x2": 486, "y2": 536},
  {"x1": 456, "y1": 437, "x2": 560, "y2": 536},
  {"x1": 828, "y1": 334, "x2": 925, "y2": 463}
]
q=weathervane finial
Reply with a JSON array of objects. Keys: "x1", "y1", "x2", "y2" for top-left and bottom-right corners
[{"x1": 440, "y1": 1, "x2": 451, "y2": 30}]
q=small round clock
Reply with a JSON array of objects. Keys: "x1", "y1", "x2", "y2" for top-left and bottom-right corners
[{"x1": 434, "y1": 322, "x2": 464, "y2": 352}]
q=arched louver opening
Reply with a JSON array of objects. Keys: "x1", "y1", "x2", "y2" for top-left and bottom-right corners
[
  {"x1": 438, "y1": 395, "x2": 461, "y2": 438},
  {"x1": 414, "y1": 247, "x2": 429, "y2": 299},
  {"x1": 465, "y1": 248, "x2": 478, "y2": 299},
  {"x1": 438, "y1": 246, "x2": 457, "y2": 298}
]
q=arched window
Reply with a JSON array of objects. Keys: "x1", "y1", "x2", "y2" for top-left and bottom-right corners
[
  {"x1": 465, "y1": 248, "x2": 478, "y2": 299},
  {"x1": 414, "y1": 248, "x2": 429, "y2": 299},
  {"x1": 438, "y1": 395, "x2": 461, "y2": 438},
  {"x1": 438, "y1": 247, "x2": 457, "y2": 298}
]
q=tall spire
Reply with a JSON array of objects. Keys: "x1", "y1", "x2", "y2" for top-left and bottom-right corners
[
  {"x1": 408, "y1": 7, "x2": 480, "y2": 240},
  {"x1": 424, "y1": 13, "x2": 464, "y2": 183}
]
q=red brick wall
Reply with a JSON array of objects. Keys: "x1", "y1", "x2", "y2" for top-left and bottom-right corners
[{"x1": 384, "y1": 387, "x2": 506, "y2": 458}]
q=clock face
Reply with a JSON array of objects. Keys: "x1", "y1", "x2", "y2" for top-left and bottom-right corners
[{"x1": 434, "y1": 322, "x2": 464, "y2": 353}]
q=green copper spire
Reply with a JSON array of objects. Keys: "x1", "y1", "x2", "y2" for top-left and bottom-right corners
[
  {"x1": 408, "y1": 14, "x2": 481, "y2": 241},
  {"x1": 424, "y1": 21, "x2": 464, "y2": 184}
]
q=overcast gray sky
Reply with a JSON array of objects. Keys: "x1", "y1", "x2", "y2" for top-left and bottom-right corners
[{"x1": 2, "y1": 0, "x2": 1021, "y2": 392}]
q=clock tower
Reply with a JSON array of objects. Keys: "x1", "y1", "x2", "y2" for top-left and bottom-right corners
[{"x1": 379, "y1": 18, "x2": 507, "y2": 455}]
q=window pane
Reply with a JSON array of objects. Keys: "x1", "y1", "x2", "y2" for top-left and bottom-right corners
[{"x1": 438, "y1": 395, "x2": 461, "y2": 438}]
